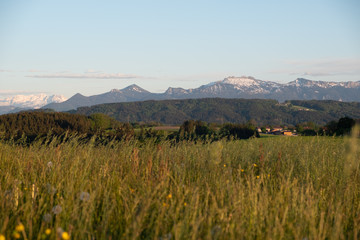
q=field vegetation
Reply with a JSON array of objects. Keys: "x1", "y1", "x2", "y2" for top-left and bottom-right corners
[
  {"x1": 1, "y1": 129, "x2": 359, "y2": 239},
  {"x1": 0, "y1": 111, "x2": 359, "y2": 239}
]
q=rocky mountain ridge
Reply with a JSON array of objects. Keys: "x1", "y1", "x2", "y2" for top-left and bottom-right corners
[{"x1": 42, "y1": 76, "x2": 360, "y2": 112}]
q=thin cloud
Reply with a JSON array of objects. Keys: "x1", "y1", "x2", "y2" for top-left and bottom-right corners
[
  {"x1": 0, "y1": 90, "x2": 46, "y2": 96},
  {"x1": 270, "y1": 58, "x2": 360, "y2": 77},
  {"x1": 84, "y1": 69, "x2": 103, "y2": 74},
  {"x1": 1, "y1": 69, "x2": 47, "y2": 73},
  {"x1": 27, "y1": 72, "x2": 143, "y2": 79},
  {"x1": 285, "y1": 58, "x2": 360, "y2": 67},
  {"x1": 157, "y1": 73, "x2": 226, "y2": 82},
  {"x1": 290, "y1": 71, "x2": 360, "y2": 77},
  {"x1": 26, "y1": 69, "x2": 47, "y2": 73}
]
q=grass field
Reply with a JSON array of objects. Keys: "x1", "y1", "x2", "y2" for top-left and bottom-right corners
[{"x1": 0, "y1": 133, "x2": 359, "y2": 239}]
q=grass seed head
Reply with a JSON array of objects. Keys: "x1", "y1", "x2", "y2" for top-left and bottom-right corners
[{"x1": 52, "y1": 205, "x2": 62, "y2": 215}]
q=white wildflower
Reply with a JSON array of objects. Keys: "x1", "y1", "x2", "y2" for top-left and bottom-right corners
[{"x1": 52, "y1": 205, "x2": 62, "y2": 214}]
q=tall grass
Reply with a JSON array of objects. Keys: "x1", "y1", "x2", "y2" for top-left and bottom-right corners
[{"x1": 0, "y1": 134, "x2": 359, "y2": 239}]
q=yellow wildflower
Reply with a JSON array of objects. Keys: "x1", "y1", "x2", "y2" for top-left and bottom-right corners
[
  {"x1": 268, "y1": 174, "x2": 270, "y2": 178},
  {"x1": 223, "y1": 164, "x2": 226, "y2": 167},
  {"x1": 12, "y1": 232, "x2": 20, "y2": 239},
  {"x1": 61, "y1": 232, "x2": 70, "y2": 240},
  {"x1": 256, "y1": 176, "x2": 260, "y2": 179},
  {"x1": 166, "y1": 194, "x2": 172, "y2": 199},
  {"x1": 253, "y1": 163, "x2": 257, "y2": 167},
  {"x1": 45, "y1": 229, "x2": 52, "y2": 235},
  {"x1": 0, "y1": 234, "x2": 5, "y2": 240},
  {"x1": 15, "y1": 224, "x2": 24, "y2": 232},
  {"x1": 241, "y1": 169, "x2": 244, "y2": 172},
  {"x1": 183, "y1": 202, "x2": 187, "y2": 206}
]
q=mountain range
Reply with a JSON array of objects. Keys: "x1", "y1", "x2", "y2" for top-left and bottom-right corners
[
  {"x1": 0, "y1": 94, "x2": 66, "y2": 115},
  {"x1": 43, "y1": 76, "x2": 360, "y2": 112}
]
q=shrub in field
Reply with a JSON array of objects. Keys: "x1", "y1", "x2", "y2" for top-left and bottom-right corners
[{"x1": 219, "y1": 123, "x2": 259, "y2": 139}]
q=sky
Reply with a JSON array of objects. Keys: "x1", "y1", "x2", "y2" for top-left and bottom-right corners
[{"x1": 1, "y1": 0, "x2": 360, "y2": 98}]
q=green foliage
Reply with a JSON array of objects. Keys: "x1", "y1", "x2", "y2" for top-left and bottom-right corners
[
  {"x1": 177, "y1": 120, "x2": 258, "y2": 141},
  {"x1": 0, "y1": 136, "x2": 359, "y2": 239},
  {"x1": 337, "y1": 117, "x2": 356, "y2": 135},
  {"x1": 178, "y1": 120, "x2": 213, "y2": 140},
  {"x1": 219, "y1": 123, "x2": 259, "y2": 139},
  {"x1": 322, "y1": 117, "x2": 358, "y2": 136},
  {"x1": 0, "y1": 112, "x2": 93, "y2": 140},
  {"x1": 90, "y1": 113, "x2": 113, "y2": 130},
  {"x1": 302, "y1": 129, "x2": 317, "y2": 136},
  {"x1": 0, "y1": 112, "x2": 134, "y2": 143}
]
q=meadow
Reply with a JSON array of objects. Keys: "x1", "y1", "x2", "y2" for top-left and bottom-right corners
[{"x1": 0, "y1": 133, "x2": 359, "y2": 239}]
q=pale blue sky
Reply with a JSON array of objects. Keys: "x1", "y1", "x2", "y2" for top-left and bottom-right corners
[{"x1": 1, "y1": 0, "x2": 360, "y2": 98}]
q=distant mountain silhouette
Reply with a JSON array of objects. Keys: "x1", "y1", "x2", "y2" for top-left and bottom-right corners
[{"x1": 43, "y1": 76, "x2": 360, "y2": 111}]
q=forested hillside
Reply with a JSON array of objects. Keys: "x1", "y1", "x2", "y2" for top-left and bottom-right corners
[{"x1": 71, "y1": 98, "x2": 360, "y2": 126}]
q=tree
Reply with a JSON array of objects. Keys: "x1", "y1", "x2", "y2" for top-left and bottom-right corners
[
  {"x1": 220, "y1": 123, "x2": 259, "y2": 139},
  {"x1": 261, "y1": 127, "x2": 266, "y2": 133},
  {"x1": 336, "y1": 117, "x2": 355, "y2": 135}
]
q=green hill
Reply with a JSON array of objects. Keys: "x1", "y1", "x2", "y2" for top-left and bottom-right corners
[{"x1": 70, "y1": 98, "x2": 360, "y2": 126}]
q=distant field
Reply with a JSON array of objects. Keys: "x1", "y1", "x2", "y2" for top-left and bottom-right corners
[
  {"x1": 259, "y1": 133, "x2": 281, "y2": 138},
  {"x1": 0, "y1": 135, "x2": 359, "y2": 239},
  {"x1": 152, "y1": 126, "x2": 180, "y2": 131}
]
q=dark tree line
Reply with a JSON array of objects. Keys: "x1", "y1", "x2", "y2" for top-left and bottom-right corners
[
  {"x1": 0, "y1": 111, "x2": 357, "y2": 145},
  {"x1": 176, "y1": 120, "x2": 259, "y2": 141},
  {"x1": 293, "y1": 117, "x2": 359, "y2": 136},
  {"x1": 0, "y1": 112, "x2": 260, "y2": 144},
  {"x1": 0, "y1": 112, "x2": 133, "y2": 142},
  {"x1": 320, "y1": 117, "x2": 359, "y2": 136}
]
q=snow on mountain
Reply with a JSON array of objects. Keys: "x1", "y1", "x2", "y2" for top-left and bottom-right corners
[
  {"x1": 210, "y1": 76, "x2": 281, "y2": 94},
  {"x1": 40, "y1": 76, "x2": 360, "y2": 112},
  {"x1": 123, "y1": 84, "x2": 149, "y2": 93},
  {"x1": 222, "y1": 76, "x2": 260, "y2": 87},
  {"x1": 0, "y1": 94, "x2": 67, "y2": 109},
  {"x1": 110, "y1": 84, "x2": 149, "y2": 94},
  {"x1": 164, "y1": 87, "x2": 189, "y2": 95},
  {"x1": 286, "y1": 78, "x2": 360, "y2": 89}
]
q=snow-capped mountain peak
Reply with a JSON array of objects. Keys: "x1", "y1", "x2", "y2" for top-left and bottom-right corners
[
  {"x1": 122, "y1": 84, "x2": 148, "y2": 93},
  {"x1": 222, "y1": 76, "x2": 259, "y2": 87},
  {"x1": 0, "y1": 94, "x2": 67, "y2": 109}
]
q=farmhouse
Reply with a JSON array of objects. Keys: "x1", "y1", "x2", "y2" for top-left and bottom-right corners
[
  {"x1": 272, "y1": 127, "x2": 283, "y2": 132},
  {"x1": 283, "y1": 130, "x2": 293, "y2": 136}
]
